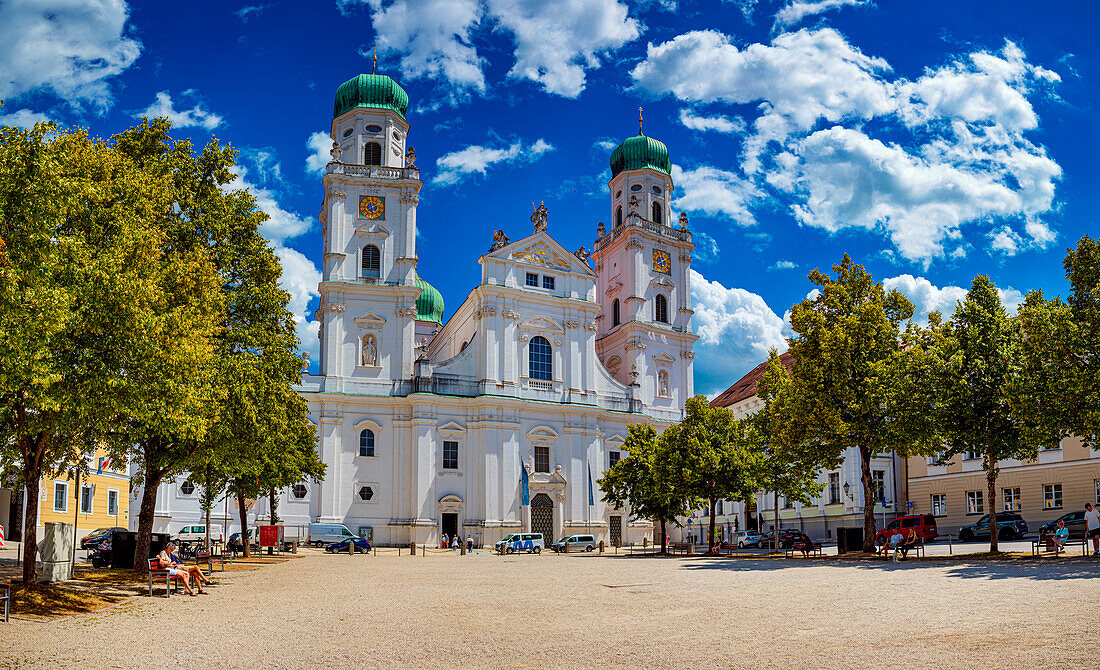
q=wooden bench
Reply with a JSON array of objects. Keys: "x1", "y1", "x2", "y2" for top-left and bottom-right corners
[
  {"x1": 784, "y1": 542, "x2": 823, "y2": 558},
  {"x1": 147, "y1": 558, "x2": 183, "y2": 598},
  {"x1": 1, "y1": 582, "x2": 9, "y2": 622},
  {"x1": 1032, "y1": 536, "x2": 1088, "y2": 557},
  {"x1": 193, "y1": 548, "x2": 232, "y2": 573}
]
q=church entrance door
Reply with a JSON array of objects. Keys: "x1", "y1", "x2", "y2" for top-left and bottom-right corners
[
  {"x1": 530, "y1": 493, "x2": 554, "y2": 543},
  {"x1": 609, "y1": 515, "x2": 622, "y2": 547},
  {"x1": 442, "y1": 513, "x2": 458, "y2": 541}
]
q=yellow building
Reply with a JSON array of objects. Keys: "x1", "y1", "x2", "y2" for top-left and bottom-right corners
[{"x1": 38, "y1": 448, "x2": 130, "y2": 541}]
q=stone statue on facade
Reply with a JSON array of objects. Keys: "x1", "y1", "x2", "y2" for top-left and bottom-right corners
[
  {"x1": 531, "y1": 201, "x2": 548, "y2": 232},
  {"x1": 628, "y1": 194, "x2": 639, "y2": 213},
  {"x1": 573, "y1": 246, "x2": 590, "y2": 264},
  {"x1": 596, "y1": 221, "x2": 606, "y2": 237},
  {"x1": 329, "y1": 141, "x2": 343, "y2": 162},
  {"x1": 405, "y1": 146, "x2": 417, "y2": 167},
  {"x1": 489, "y1": 229, "x2": 510, "y2": 252},
  {"x1": 679, "y1": 211, "x2": 689, "y2": 230},
  {"x1": 362, "y1": 334, "x2": 377, "y2": 367}
]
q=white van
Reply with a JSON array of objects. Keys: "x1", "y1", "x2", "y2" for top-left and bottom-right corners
[
  {"x1": 309, "y1": 523, "x2": 357, "y2": 547},
  {"x1": 175, "y1": 524, "x2": 223, "y2": 543},
  {"x1": 495, "y1": 533, "x2": 544, "y2": 554},
  {"x1": 551, "y1": 534, "x2": 596, "y2": 552}
]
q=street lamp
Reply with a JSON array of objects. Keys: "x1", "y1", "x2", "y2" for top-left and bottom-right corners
[{"x1": 843, "y1": 482, "x2": 853, "y2": 500}]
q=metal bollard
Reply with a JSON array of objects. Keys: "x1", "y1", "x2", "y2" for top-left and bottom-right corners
[
  {"x1": 599, "y1": 540, "x2": 604, "y2": 554},
  {"x1": 948, "y1": 534, "x2": 953, "y2": 555},
  {"x1": 348, "y1": 540, "x2": 354, "y2": 556},
  {"x1": 564, "y1": 541, "x2": 570, "y2": 555},
  {"x1": 410, "y1": 541, "x2": 416, "y2": 557},
  {"x1": 461, "y1": 542, "x2": 466, "y2": 556}
]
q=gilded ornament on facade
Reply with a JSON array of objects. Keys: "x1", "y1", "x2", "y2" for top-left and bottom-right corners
[
  {"x1": 359, "y1": 195, "x2": 385, "y2": 220},
  {"x1": 653, "y1": 249, "x2": 672, "y2": 274},
  {"x1": 511, "y1": 241, "x2": 570, "y2": 270}
]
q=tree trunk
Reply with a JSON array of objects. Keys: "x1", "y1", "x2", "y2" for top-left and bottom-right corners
[
  {"x1": 269, "y1": 486, "x2": 279, "y2": 525},
  {"x1": 708, "y1": 496, "x2": 718, "y2": 555},
  {"x1": 659, "y1": 516, "x2": 667, "y2": 554},
  {"x1": 21, "y1": 462, "x2": 41, "y2": 586},
  {"x1": 773, "y1": 489, "x2": 780, "y2": 552},
  {"x1": 133, "y1": 458, "x2": 162, "y2": 573},
  {"x1": 236, "y1": 488, "x2": 250, "y2": 559},
  {"x1": 860, "y1": 446, "x2": 877, "y2": 553},
  {"x1": 986, "y1": 448, "x2": 999, "y2": 553},
  {"x1": 204, "y1": 504, "x2": 212, "y2": 551}
]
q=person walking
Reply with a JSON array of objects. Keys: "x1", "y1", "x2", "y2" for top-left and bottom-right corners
[
  {"x1": 1085, "y1": 503, "x2": 1100, "y2": 555},
  {"x1": 441, "y1": 533, "x2": 448, "y2": 550},
  {"x1": 466, "y1": 535, "x2": 474, "y2": 552}
]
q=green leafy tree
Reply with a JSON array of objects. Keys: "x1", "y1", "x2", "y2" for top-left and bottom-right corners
[
  {"x1": 598, "y1": 423, "x2": 696, "y2": 554},
  {"x1": 1061, "y1": 236, "x2": 1100, "y2": 448},
  {"x1": 670, "y1": 396, "x2": 766, "y2": 554},
  {"x1": 751, "y1": 351, "x2": 825, "y2": 551},
  {"x1": 786, "y1": 255, "x2": 924, "y2": 553},
  {"x1": 934, "y1": 276, "x2": 1037, "y2": 552},
  {"x1": 0, "y1": 121, "x2": 220, "y2": 583}
]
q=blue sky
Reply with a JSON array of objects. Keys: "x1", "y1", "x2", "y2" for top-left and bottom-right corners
[{"x1": 2, "y1": 0, "x2": 1097, "y2": 396}]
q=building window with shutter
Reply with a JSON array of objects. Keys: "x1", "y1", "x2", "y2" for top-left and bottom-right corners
[
  {"x1": 364, "y1": 142, "x2": 382, "y2": 165},
  {"x1": 362, "y1": 244, "x2": 381, "y2": 279},
  {"x1": 655, "y1": 294, "x2": 668, "y2": 323}
]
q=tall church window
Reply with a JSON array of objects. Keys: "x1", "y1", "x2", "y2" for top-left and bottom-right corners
[
  {"x1": 362, "y1": 244, "x2": 380, "y2": 279},
  {"x1": 529, "y1": 336, "x2": 552, "y2": 381},
  {"x1": 655, "y1": 294, "x2": 668, "y2": 323},
  {"x1": 534, "y1": 446, "x2": 550, "y2": 473},
  {"x1": 612, "y1": 299, "x2": 620, "y2": 327},
  {"x1": 364, "y1": 142, "x2": 382, "y2": 166},
  {"x1": 360, "y1": 429, "x2": 375, "y2": 457},
  {"x1": 616, "y1": 206, "x2": 623, "y2": 227},
  {"x1": 652, "y1": 201, "x2": 662, "y2": 224}
]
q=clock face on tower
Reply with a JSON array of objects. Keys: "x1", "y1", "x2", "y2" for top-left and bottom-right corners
[
  {"x1": 359, "y1": 195, "x2": 385, "y2": 220},
  {"x1": 653, "y1": 249, "x2": 672, "y2": 274}
]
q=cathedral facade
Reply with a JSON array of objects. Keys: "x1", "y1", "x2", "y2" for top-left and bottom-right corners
[{"x1": 297, "y1": 73, "x2": 697, "y2": 547}]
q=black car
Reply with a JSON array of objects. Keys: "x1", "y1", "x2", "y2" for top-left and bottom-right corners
[
  {"x1": 958, "y1": 512, "x2": 1028, "y2": 541},
  {"x1": 1039, "y1": 511, "x2": 1087, "y2": 541},
  {"x1": 325, "y1": 537, "x2": 372, "y2": 553},
  {"x1": 758, "y1": 528, "x2": 804, "y2": 549},
  {"x1": 80, "y1": 527, "x2": 126, "y2": 550}
]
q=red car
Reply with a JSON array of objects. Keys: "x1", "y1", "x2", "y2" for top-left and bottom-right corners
[{"x1": 875, "y1": 514, "x2": 938, "y2": 546}]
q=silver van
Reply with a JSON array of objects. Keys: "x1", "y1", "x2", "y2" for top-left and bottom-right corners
[
  {"x1": 551, "y1": 534, "x2": 596, "y2": 552},
  {"x1": 309, "y1": 523, "x2": 357, "y2": 547},
  {"x1": 495, "y1": 533, "x2": 544, "y2": 554}
]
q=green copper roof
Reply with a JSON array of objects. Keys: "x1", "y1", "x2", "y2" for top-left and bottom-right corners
[
  {"x1": 333, "y1": 73, "x2": 410, "y2": 119},
  {"x1": 415, "y1": 272, "x2": 444, "y2": 324},
  {"x1": 609, "y1": 133, "x2": 672, "y2": 180}
]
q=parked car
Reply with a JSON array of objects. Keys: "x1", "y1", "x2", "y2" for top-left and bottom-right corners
[
  {"x1": 227, "y1": 528, "x2": 258, "y2": 552},
  {"x1": 80, "y1": 527, "x2": 126, "y2": 550},
  {"x1": 874, "y1": 514, "x2": 938, "y2": 546},
  {"x1": 309, "y1": 523, "x2": 357, "y2": 547},
  {"x1": 174, "y1": 524, "x2": 223, "y2": 544},
  {"x1": 550, "y1": 534, "x2": 596, "y2": 552},
  {"x1": 1039, "y1": 511, "x2": 1087, "y2": 541},
  {"x1": 325, "y1": 537, "x2": 371, "y2": 553},
  {"x1": 958, "y1": 512, "x2": 1028, "y2": 541},
  {"x1": 733, "y1": 531, "x2": 763, "y2": 549},
  {"x1": 757, "y1": 528, "x2": 803, "y2": 549},
  {"x1": 494, "y1": 533, "x2": 544, "y2": 554}
]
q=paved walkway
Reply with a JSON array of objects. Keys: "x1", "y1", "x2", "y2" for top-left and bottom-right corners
[{"x1": 1, "y1": 549, "x2": 1096, "y2": 669}]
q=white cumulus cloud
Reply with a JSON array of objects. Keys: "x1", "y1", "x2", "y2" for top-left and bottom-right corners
[
  {"x1": 487, "y1": 0, "x2": 641, "y2": 97},
  {"x1": 138, "y1": 91, "x2": 223, "y2": 130},
  {"x1": 678, "y1": 108, "x2": 745, "y2": 134},
  {"x1": 690, "y1": 269, "x2": 788, "y2": 397},
  {"x1": 0, "y1": 108, "x2": 52, "y2": 128},
  {"x1": 672, "y1": 164, "x2": 761, "y2": 227},
  {"x1": 773, "y1": 0, "x2": 869, "y2": 30},
  {"x1": 884, "y1": 273, "x2": 1024, "y2": 323},
  {"x1": 305, "y1": 131, "x2": 331, "y2": 175},
  {"x1": 0, "y1": 0, "x2": 141, "y2": 113},
  {"x1": 433, "y1": 138, "x2": 553, "y2": 186}
]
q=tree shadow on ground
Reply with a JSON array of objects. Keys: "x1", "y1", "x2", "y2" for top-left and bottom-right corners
[{"x1": 672, "y1": 554, "x2": 1100, "y2": 581}]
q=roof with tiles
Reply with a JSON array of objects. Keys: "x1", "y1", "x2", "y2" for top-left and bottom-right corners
[{"x1": 709, "y1": 351, "x2": 796, "y2": 408}]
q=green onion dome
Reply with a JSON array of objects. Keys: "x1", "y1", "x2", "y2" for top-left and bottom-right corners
[
  {"x1": 333, "y1": 73, "x2": 410, "y2": 119},
  {"x1": 414, "y1": 272, "x2": 444, "y2": 325},
  {"x1": 609, "y1": 133, "x2": 672, "y2": 180}
]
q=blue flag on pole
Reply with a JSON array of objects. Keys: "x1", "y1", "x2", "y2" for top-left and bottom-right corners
[
  {"x1": 520, "y1": 464, "x2": 530, "y2": 506},
  {"x1": 588, "y1": 463, "x2": 594, "y2": 506}
]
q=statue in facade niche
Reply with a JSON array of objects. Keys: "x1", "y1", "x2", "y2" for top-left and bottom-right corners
[
  {"x1": 628, "y1": 194, "x2": 639, "y2": 213},
  {"x1": 531, "y1": 201, "x2": 548, "y2": 232},
  {"x1": 362, "y1": 334, "x2": 377, "y2": 366},
  {"x1": 489, "y1": 229, "x2": 510, "y2": 251}
]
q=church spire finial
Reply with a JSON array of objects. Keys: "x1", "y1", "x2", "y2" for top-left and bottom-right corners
[
  {"x1": 372, "y1": 46, "x2": 378, "y2": 74},
  {"x1": 638, "y1": 105, "x2": 643, "y2": 135}
]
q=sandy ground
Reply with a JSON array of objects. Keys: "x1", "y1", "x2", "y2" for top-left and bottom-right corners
[{"x1": 1, "y1": 548, "x2": 1097, "y2": 669}]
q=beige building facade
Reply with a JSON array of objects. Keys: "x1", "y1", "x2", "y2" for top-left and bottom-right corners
[{"x1": 906, "y1": 436, "x2": 1100, "y2": 535}]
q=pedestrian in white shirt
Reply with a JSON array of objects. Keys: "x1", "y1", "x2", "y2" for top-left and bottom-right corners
[{"x1": 1085, "y1": 503, "x2": 1100, "y2": 556}]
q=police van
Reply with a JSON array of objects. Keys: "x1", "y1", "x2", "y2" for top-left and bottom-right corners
[{"x1": 495, "y1": 533, "x2": 544, "y2": 554}]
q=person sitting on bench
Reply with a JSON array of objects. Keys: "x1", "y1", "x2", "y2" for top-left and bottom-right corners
[
  {"x1": 1051, "y1": 520, "x2": 1069, "y2": 554},
  {"x1": 897, "y1": 528, "x2": 920, "y2": 560},
  {"x1": 158, "y1": 543, "x2": 213, "y2": 595}
]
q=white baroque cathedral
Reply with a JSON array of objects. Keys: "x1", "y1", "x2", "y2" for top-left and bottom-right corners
[{"x1": 296, "y1": 72, "x2": 697, "y2": 547}]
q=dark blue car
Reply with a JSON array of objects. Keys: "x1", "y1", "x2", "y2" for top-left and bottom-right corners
[{"x1": 325, "y1": 537, "x2": 371, "y2": 553}]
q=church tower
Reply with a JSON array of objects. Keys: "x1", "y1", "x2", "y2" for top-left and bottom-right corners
[
  {"x1": 315, "y1": 70, "x2": 443, "y2": 387},
  {"x1": 592, "y1": 120, "x2": 697, "y2": 411}
]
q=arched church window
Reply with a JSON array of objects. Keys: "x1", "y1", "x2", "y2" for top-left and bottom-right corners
[
  {"x1": 612, "y1": 299, "x2": 620, "y2": 327},
  {"x1": 655, "y1": 294, "x2": 668, "y2": 323},
  {"x1": 652, "y1": 201, "x2": 663, "y2": 224},
  {"x1": 529, "y1": 336, "x2": 552, "y2": 381},
  {"x1": 364, "y1": 142, "x2": 382, "y2": 166},
  {"x1": 360, "y1": 429, "x2": 375, "y2": 457},
  {"x1": 616, "y1": 206, "x2": 623, "y2": 227},
  {"x1": 362, "y1": 244, "x2": 380, "y2": 279}
]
